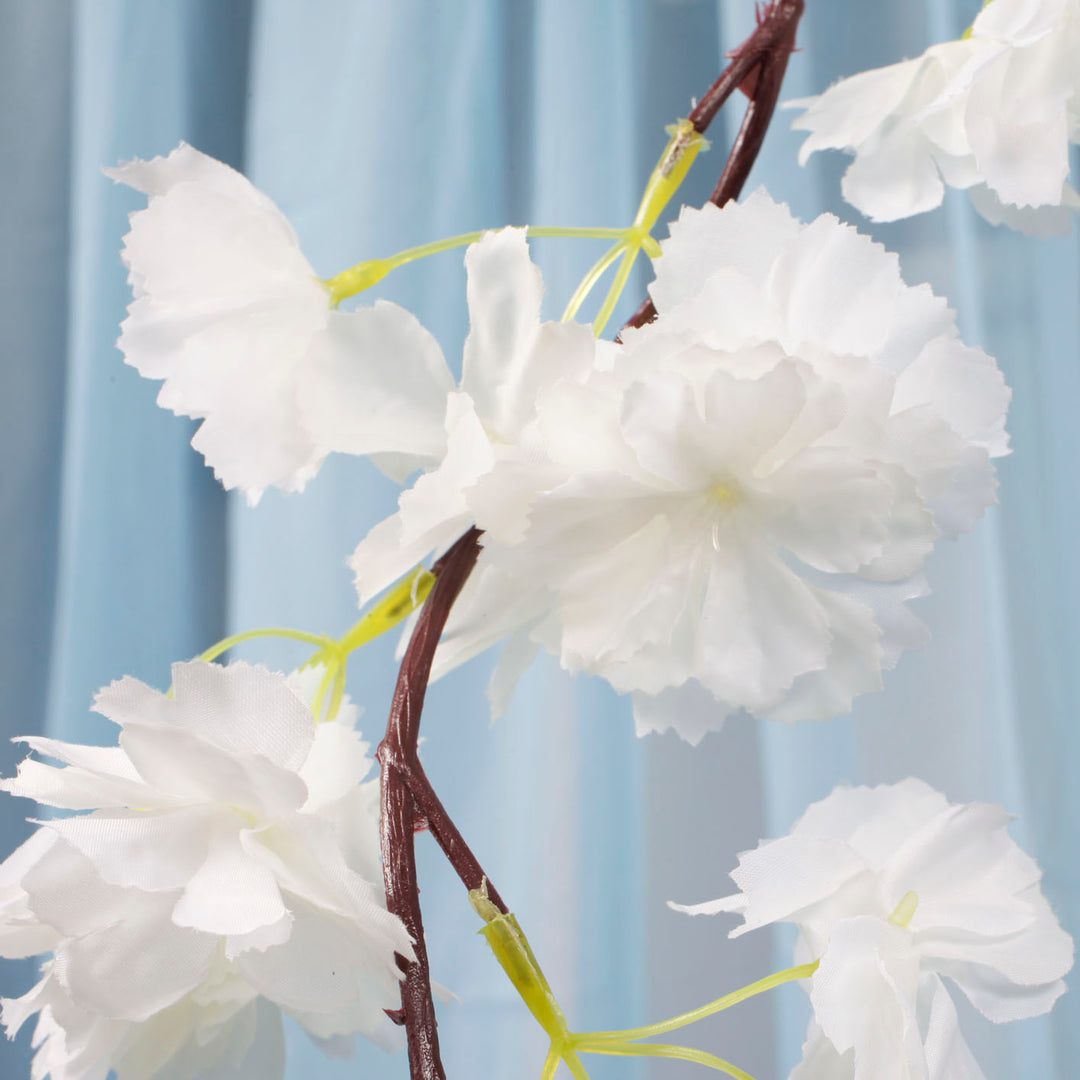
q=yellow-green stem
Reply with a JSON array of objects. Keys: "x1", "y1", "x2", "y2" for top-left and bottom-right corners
[
  {"x1": 198, "y1": 627, "x2": 332, "y2": 664},
  {"x1": 579, "y1": 962, "x2": 818, "y2": 1043},
  {"x1": 562, "y1": 1048, "x2": 592, "y2": 1080},
  {"x1": 326, "y1": 226, "x2": 635, "y2": 306},
  {"x1": 561, "y1": 240, "x2": 631, "y2": 322},
  {"x1": 573, "y1": 1040, "x2": 757, "y2": 1080},
  {"x1": 540, "y1": 1043, "x2": 562, "y2": 1080},
  {"x1": 561, "y1": 117, "x2": 706, "y2": 330},
  {"x1": 339, "y1": 567, "x2": 435, "y2": 654},
  {"x1": 592, "y1": 244, "x2": 640, "y2": 338}
]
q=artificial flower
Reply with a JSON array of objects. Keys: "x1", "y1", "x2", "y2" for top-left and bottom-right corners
[
  {"x1": 348, "y1": 226, "x2": 594, "y2": 610},
  {"x1": 788, "y1": 0, "x2": 1080, "y2": 234},
  {"x1": 108, "y1": 143, "x2": 453, "y2": 503},
  {"x1": 451, "y1": 192, "x2": 1008, "y2": 740},
  {"x1": 672, "y1": 778, "x2": 1074, "y2": 1080},
  {"x1": 0, "y1": 661, "x2": 410, "y2": 1079}
]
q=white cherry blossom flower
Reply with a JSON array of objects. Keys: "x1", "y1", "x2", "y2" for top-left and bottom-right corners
[
  {"x1": 347, "y1": 226, "x2": 594, "y2": 624},
  {"x1": 0, "y1": 661, "x2": 410, "y2": 1080},
  {"x1": 672, "y1": 779, "x2": 1074, "y2": 1080},
  {"x1": 460, "y1": 192, "x2": 1008, "y2": 740},
  {"x1": 108, "y1": 143, "x2": 453, "y2": 503},
  {"x1": 788, "y1": 0, "x2": 1080, "y2": 234}
]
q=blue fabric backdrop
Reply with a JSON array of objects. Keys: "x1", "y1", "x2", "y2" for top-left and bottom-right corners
[{"x1": 0, "y1": 1, "x2": 1077, "y2": 1078}]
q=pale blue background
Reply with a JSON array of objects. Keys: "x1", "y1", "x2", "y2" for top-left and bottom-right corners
[{"x1": 1, "y1": 1, "x2": 1077, "y2": 1078}]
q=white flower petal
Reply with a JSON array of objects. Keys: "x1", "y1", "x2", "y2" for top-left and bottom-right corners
[
  {"x1": 236, "y1": 898, "x2": 404, "y2": 1034},
  {"x1": 789, "y1": 1021, "x2": 857, "y2": 1080},
  {"x1": 92, "y1": 674, "x2": 175, "y2": 730},
  {"x1": 680, "y1": 834, "x2": 868, "y2": 937},
  {"x1": 893, "y1": 338, "x2": 1011, "y2": 457},
  {"x1": 57, "y1": 892, "x2": 216, "y2": 1022},
  {"x1": 965, "y1": 42, "x2": 1071, "y2": 207},
  {"x1": 650, "y1": 193, "x2": 801, "y2": 313},
  {"x1": 487, "y1": 630, "x2": 541, "y2": 721},
  {"x1": 430, "y1": 562, "x2": 552, "y2": 686},
  {"x1": 298, "y1": 303, "x2": 453, "y2": 466},
  {"x1": 796, "y1": 780, "x2": 950, "y2": 863},
  {"x1": 44, "y1": 807, "x2": 215, "y2": 893},
  {"x1": 120, "y1": 720, "x2": 308, "y2": 818},
  {"x1": 240, "y1": 819, "x2": 411, "y2": 964},
  {"x1": 632, "y1": 681, "x2": 731, "y2": 745},
  {"x1": 350, "y1": 392, "x2": 489, "y2": 606},
  {"x1": 788, "y1": 58, "x2": 924, "y2": 162},
  {"x1": 968, "y1": 180, "x2": 1080, "y2": 237},
  {"x1": 0, "y1": 757, "x2": 159, "y2": 813},
  {"x1": 460, "y1": 227, "x2": 544, "y2": 438},
  {"x1": 810, "y1": 917, "x2": 921, "y2": 1080},
  {"x1": 169, "y1": 661, "x2": 315, "y2": 773},
  {"x1": 843, "y1": 123, "x2": 946, "y2": 223},
  {"x1": 108, "y1": 145, "x2": 334, "y2": 503},
  {"x1": 172, "y1": 829, "x2": 288, "y2": 937},
  {"x1": 762, "y1": 589, "x2": 884, "y2": 722},
  {"x1": 298, "y1": 719, "x2": 374, "y2": 814},
  {"x1": 881, "y1": 410, "x2": 998, "y2": 536},
  {"x1": 697, "y1": 542, "x2": 833, "y2": 709},
  {"x1": 22, "y1": 839, "x2": 142, "y2": 938},
  {"x1": 918, "y1": 974, "x2": 987, "y2": 1080},
  {"x1": 769, "y1": 213, "x2": 905, "y2": 359},
  {"x1": 886, "y1": 801, "x2": 1041, "y2": 937}
]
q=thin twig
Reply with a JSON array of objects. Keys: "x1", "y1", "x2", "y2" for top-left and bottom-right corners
[
  {"x1": 379, "y1": 528, "x2": 514, "y2": 1077},
  {"x1": 622, "y1": 0, "x2": 805, "y2": 334}
]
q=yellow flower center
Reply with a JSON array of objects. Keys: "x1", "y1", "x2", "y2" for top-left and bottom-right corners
[
  {"x1": 710, "y1": 482, "x2": 740, "y2": 506},
  {"x1": 888, "y1": 890, "x2": 920, "y2": 928}
]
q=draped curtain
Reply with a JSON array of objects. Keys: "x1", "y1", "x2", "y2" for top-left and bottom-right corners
[{"x1": 1, "y1": 1, "x2": 1076, "y2": 1077}]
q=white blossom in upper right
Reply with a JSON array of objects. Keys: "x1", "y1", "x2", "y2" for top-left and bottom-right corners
[
  {"x1": 672, "y1": 779, "x2": 1074, "y2": 1080},
  {"x1": 457, "y1": 192, "x2": 1010, "y2": 741},
  {"x1": 788, "y1": 0, "x2": 1080, "y2": 235}
]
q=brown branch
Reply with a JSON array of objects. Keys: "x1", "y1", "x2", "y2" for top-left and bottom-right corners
[
  {"x1": 378, "y1": 527, "x2": 509, "y2": 1079},
  {"x1": 376, "y1": 7, "x2": 808, "y2": 1075},
  {"x1": 622, "y1": 0, "x2": 805, "y2": 334}
]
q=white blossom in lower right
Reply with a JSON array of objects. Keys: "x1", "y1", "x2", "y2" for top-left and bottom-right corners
[
  {"x1": 455, "y1": 193, "x2": 1009, "y2": 742},
  {"x1": 672, "y1": 779, "x2": 1074, "y2": 1080}
]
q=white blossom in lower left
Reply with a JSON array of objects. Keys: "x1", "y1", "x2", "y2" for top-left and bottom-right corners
[{"x1": 0, "y1": 661, "x2": 412, "y2": 1080}]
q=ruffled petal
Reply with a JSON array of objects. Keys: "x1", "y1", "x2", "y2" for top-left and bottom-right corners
[
  {"x1": 236, "y1": 898, "x2": 404, "y2": 1034},
  {"x1": 460, "y1": 227, "x2": 544, "y2": 438},
  {"x1": 169, "y1": 661, "x2": 314, "y2": 773},
  {"x1": 119, "y1": 720, "x2": 308, "y2": 818},
  {"x1": 632, "y1": 680, "x2": 732, "y2": 745},
  {"x1": 44, "y1": 807, "x2": 215, "y2": 893},
  {"x1": 56, "y1": 892, "x2": 216, "y2": 1022},
  {"x1": 298, "y1": 303, "x2": 453, "y2": 467},
  {"x1": 810, "y1": 917, "x2": 922, "y2": 1080},
  {"x1": 697, "y1": 541, "x2": 833, "y2": 710},
  {"x1": 649, "y1": 192, "x2": 801, "y2": 312},
  {"x1": 172, "y1": 828, "x2": 288, "y2": 937}
]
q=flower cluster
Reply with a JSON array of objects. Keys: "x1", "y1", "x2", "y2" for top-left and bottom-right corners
[
  {"x1": 354, "y1": 191, "x2": 1009, "y2": 741},
  {"x1": 110, "y1": 145, "x2": 1011, "y2": 742},
  {"x1": 673, "y1": 779, "x2": 1074, "y2": 1079},
  {"x1": 0, "y1": 662, "x2": 410, "y2": 1080},
  {"x1": 788, "y1": 0, "x2": 1080, "y2": 234},
  {"x1": 7, "y1": 67, "x2": 1068, "y2": 1074}
]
